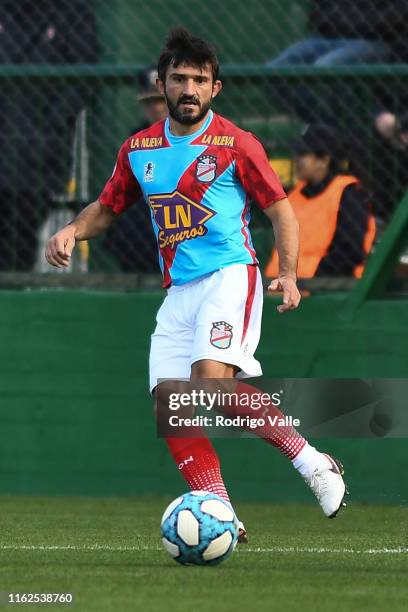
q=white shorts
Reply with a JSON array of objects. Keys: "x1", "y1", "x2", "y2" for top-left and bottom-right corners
[{"x1": 149, "y1": 263, "x2": 263, "y2": 392}]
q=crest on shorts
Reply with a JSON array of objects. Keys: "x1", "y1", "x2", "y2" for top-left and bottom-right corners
[
  {"x1": 196, "y1": 155, "x2": 217, "y2": 183},
  {"x1": 210, "y1": 321, "x2": 233, "y2": 349}
]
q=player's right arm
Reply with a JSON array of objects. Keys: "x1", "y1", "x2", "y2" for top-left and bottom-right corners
[
  {"x1": 46, "y1": 139, "x2": 142, "y2": 268},
  {"x1": 45, "y1": 200, "x2": 116, "y2": 268}
]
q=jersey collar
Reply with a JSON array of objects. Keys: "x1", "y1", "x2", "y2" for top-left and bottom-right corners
[{"x1": 164, "y1": 110, "x2": 214, "y2": 146}]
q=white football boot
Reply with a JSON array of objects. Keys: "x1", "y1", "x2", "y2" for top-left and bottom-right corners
[{"x1": 303, "y1": 453, "x2": 349, "y2": 518}]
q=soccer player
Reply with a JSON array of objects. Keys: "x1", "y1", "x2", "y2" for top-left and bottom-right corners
[{"x1": 46, "y1": 28, "x2": 347, "y2": 538}]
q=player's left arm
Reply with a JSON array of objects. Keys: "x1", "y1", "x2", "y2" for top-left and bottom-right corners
[
  {"x1": 263, "y1": 199, "x2": 301, "y2": 313},
  {"x1": 235, "y1": 133, "x2": 301, "y2": 313}
]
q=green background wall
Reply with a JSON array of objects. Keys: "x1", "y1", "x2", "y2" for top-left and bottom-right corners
[{"x1": 0, "y1": 290, "x2": 407, "y2": 505}]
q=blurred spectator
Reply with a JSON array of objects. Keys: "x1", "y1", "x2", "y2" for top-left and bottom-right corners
[
  {"x1": 374, "y1": 112, "x2": 398, "y2": 140},
  {"x1": 268, "y1": 1, "x2": 408, "y2": 66},
  {"x1": 368, "y1": 110, "x2": 408, "y2": 223},
  {"x1": 132, "y1": 67, "x2": 168, "y2": 132},
  {"x1": 266, "y1": 1, "x2": 408, "y2": 126},
  {"x1": 0, "y1": 0, "x2": 98, "y2": 271},
  {"x1": 103, "y1": 68, "x2": 167, "y2": 273},
  {"x1": 265, "y1": 125, "x2": 376, "y2": 278}
]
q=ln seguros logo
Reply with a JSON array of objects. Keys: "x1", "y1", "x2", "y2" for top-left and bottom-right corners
[{"x1": 149, "y1": 190, "x2": 216, "y2": 249}]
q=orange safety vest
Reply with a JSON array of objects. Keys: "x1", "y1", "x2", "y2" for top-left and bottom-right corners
[{"x1": 265, "y1": 175, "x2": 376, "y2": 279}]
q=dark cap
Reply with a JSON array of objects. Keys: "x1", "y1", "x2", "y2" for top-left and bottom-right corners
[
  {"x1": 292, "y1": 124, "x2": 344, "y2": 158},
  {"x1": 137, "y1": 67, "x2": 165, "y2": 102}
]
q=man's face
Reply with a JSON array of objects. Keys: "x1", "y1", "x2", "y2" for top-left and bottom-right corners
[
  {"x1": 142, "y1": 98, "x2": 168, "y2": 124},
  {"x1": 157, "y1": 61, "x2": 222, "y2": 125},
  {"x1": 295, "y1": 153, "x2": 329, "y2": 183}
]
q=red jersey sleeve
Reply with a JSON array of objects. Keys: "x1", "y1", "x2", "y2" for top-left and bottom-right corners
[
  {"x1": 99, "y1": 140, "x2": 142, "y2": 214},
  {"x1": 235, "y1": 133, "x2": 286, "y2": 209}
]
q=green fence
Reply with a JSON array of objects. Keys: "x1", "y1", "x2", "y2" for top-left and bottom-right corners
[
  {"x1": 1, "y1": 0, "x2": 408, "y2": 280},
  {"x1": 0, "y1": 289, "x2": 407, "y2": 503}
]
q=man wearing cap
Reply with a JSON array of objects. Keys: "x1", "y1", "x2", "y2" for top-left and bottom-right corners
[
  {"x1": 132, "y1": 67, "x2": 168, "y2": 133},
  {"x1": 103, "y1": 68, "x2": 168, "y2": 272},
  {"x1": 266, "y1": 124, "x2": 376, "y2": 278}
]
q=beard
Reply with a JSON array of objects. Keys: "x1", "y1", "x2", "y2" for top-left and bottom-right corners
[{"x1": 165, "y1": 91, "x2": 212, "y2": 125}]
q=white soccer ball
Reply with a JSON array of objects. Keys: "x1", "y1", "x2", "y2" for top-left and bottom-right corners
[{"x1": 161, "y1": 491, "x2": 239, "y2": 565}]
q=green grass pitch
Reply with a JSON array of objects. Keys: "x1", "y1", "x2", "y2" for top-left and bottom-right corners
[{"x1": 0, "y1": 496, "x2": 407, "y2": 612}]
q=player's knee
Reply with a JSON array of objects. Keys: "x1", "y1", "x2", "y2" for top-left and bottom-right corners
[
  {"x1": 191, "y1": 359, "x2": 237, "y2": 379},
  {"x1": 153, "y1": 384, "x2": 168, "y2": 427},
  {"x1": 153, "y1": 380, "x2": 192, "y2": 417}
]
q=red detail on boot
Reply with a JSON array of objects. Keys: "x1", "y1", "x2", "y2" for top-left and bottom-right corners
[{"x1": 166, "y1": 436, "x2": 230, "y2": 502}]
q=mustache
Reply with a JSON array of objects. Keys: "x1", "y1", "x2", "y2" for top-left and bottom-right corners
[{"x1": 177, "y1": 95, "x2": 200, "y2": 106}]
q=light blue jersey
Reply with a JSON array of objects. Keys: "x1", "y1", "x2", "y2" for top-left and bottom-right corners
[{"x1": 99, "y1": 111, "x2": 286, "y2": 286}]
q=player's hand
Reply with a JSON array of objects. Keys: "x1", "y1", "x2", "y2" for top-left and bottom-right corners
[
  {"x1": 45, "y1": 225, "x2": 76, "y2": 268},
  {"x1": 267, "y1": 275, "x2": 301, "y2": 313}
]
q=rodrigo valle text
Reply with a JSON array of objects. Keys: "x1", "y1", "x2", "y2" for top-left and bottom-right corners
[{"x1": 169, "y1": 415, "x2": 301, "y2": 429}]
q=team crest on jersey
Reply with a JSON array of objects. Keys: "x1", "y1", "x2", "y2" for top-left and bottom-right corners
[
  {"x1": 144, "y1": 162, "x2": 155, "y2": 182},
  {"x1": 195, "y1": 155, "x2": 217, "y2": 183},
  {"x1": 210, "y1": 321, "x2": 233, "y2": 349}
]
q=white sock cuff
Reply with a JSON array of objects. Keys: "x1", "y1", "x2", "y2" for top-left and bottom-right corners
[{"x1": 291, "y1": 442, "x2": 325, "y2": 477}]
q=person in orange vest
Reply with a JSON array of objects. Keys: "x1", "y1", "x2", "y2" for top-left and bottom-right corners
[{"x1": 265, "y1": 124, "x2": 376, "y2": 279}]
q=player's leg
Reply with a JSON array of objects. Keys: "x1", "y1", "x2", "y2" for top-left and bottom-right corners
[
  {"x1": 190, "y1": 263, "x2": 347, "y2": 517},
  {"x1": 201, "y1": 375, "x2": 348, "y2": 518},
  {"x1": 189, "y1": 359, "x2": 247, "y2": 542},
  {"x1": 150, "y1": 287, "x2": 231, "y2": 505}
]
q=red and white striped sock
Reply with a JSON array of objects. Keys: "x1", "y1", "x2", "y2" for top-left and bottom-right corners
[
  {"x1": 222, "y1": 381, "x2": 307, "y2": 460},
  {"x1": 166, "y1": 435, "x2": 230, "y2": 503}
]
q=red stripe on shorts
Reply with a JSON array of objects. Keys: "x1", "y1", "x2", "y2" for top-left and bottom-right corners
[{"x1": 241, "y1": 264, "x2": 257, "y2": 345}]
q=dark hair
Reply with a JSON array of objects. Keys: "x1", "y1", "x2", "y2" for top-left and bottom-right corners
[
  {"x1": 293, "y1": 124, "x2": 348, "y2": 175},
  {"x1": 157, "y1": 27, "x2": 219, "y2": 83}
]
